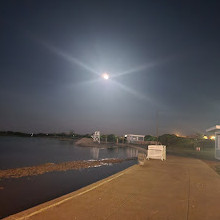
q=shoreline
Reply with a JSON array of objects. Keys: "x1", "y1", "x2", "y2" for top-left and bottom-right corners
[
  {"x1": 0, "y1": 137, "x2": 145, "y2": 180},
  {"x1": 0, "y1": 137, "x2": 141, "y2": 218},
  {"x1": 2, "y1": 163, "x2": 137, "y2": 220},
  {"x1": 75, "y1": 137, "x2": 148, "y2": 153},
  {"x1": 0, "y1": 158, "x2": 136, "y2": 179},
  {"x1": 4, "y1": 155, "x2": 220, "y2": 220}
]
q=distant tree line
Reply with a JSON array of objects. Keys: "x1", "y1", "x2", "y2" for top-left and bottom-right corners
[
  {"x1": 0, "y1": 131, "x2": 91, "y2": 139},
  {"x1": 0, "y1": 131, "x2": 214, "y2": 150},
  {"x1": 99, "y1": 133, "x2": 214, "y2": 150},
  {"x1": 158, "y1": 134, "x2": 214, "y2": 150},
  {"x1": 0, "y1": 131, "x2": 31, "y2": 137}
]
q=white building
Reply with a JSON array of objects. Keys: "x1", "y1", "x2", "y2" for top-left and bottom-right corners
[
  {"x1": 206, "y1": 125, "x2": 220, "y2": 160},
  {"x1": 125, "y1": 134, "x2": 145, "y2": 144}
]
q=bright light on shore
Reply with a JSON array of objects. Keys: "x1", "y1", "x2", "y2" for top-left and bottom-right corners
[
  {"x1": 102, "y1": 73, "x2": 110, "y2": 80},
  {"x1": 210, "y1": 136, "x2": 216, "y2": 140}
]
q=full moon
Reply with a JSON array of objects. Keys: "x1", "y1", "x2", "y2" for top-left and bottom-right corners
[{"x1": 102, "y1": 73, "x2": 110, "y2": 80}]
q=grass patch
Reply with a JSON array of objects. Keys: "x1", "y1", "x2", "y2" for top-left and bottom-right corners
[
  {"x1": 167, "y1": 148, "x2": 215, "y2": 161},
  {"x1": 158, "y1": 134, "x2": 215, "y2": 161}
]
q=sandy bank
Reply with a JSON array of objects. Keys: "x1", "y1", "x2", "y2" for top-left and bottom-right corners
[
  {"x1": 75, "y1": 138, "x2": 114, "y2": 148},
  {"x1": 75, "y1": 138, "x2": 148, "y2": 153},
  {"x1": 0, "y1": 158, "x2": 134, "y2": 179}
]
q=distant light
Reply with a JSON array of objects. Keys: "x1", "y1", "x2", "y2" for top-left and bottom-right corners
[
  {"x1": 102, "y1": 73, "x2": 109, "y2": 80},
  {"x1": 203, "y1": 135, "x2": 208, "y2": 139},
  {"x1": 210, "y1": 136, "x2": 216, "y2": 140}
]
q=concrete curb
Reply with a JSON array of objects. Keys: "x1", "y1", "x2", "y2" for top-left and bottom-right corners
[{"x1": 3, "y1": 164, "x2": 138, "y2": 220}]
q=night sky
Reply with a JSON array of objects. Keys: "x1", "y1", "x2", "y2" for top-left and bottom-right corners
[{"x1": 1, "y1": 0, "x2": 220, "y2": 135}]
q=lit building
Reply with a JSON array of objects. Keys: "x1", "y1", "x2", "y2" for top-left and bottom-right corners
[
  {"x1": 206, "y1": 125, "x2": 220, "y2": 160},
  {"x1": 124, "y1": 134, "x2": 145, "y2": 144}
]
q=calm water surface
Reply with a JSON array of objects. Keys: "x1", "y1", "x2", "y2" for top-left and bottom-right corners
[
  {"x1": 0, "y1": 137, "x2": 138, "y2": 218},
  {"x1": 0, "y1": 136, "x2": 138, "y2": 169}
]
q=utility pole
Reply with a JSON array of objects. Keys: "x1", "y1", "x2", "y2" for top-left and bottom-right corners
[{"x1": 156, "y1": 111, "x2": 159, "y2": 145}]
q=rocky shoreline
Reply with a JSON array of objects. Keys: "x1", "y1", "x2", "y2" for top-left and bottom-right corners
[
  {"x1": 0, "y1": 137, "x2": 145, "y2": 180},
  {"x1": 0, "y1": 158, "x2": 135, "y2": 179},
  {"x1": 75, "y1": 137, "x2": 116, "y2": 148}
]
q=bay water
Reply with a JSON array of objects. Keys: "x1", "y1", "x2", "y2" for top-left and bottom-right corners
[{"x1": 0, "y1": 137, "x2": 138, "y2": 218}]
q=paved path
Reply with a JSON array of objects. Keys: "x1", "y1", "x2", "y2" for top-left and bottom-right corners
[{"x1": 4, "y1": 156, "x2": 220, "y2": 220}]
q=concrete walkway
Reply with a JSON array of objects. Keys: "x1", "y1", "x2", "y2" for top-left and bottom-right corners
[{"x1": 4, "y1": 156, "x2": 220, "y2": 220}]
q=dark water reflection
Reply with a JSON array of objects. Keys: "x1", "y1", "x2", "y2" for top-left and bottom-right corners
[
  {"x1": 0, "y1": 137, "x2": 138, "y2": 169},
  {"x1": 0, "y1": 137, "x2": 138, "y2": 218},
  {"x1": 0, "y1": 161, "x2": 136, "y2": 219}
]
